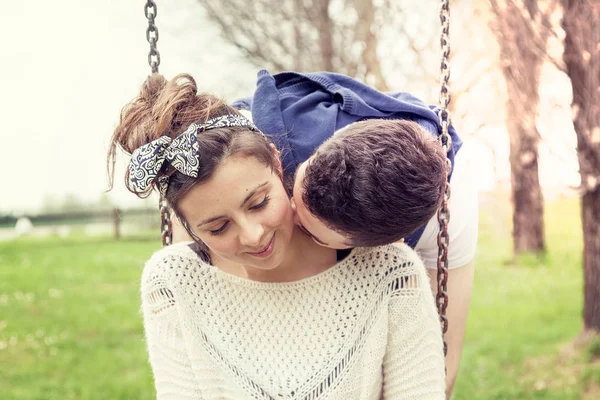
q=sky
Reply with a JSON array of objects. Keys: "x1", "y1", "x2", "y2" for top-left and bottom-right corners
[
  {"x1": 0, "y1": 0, "x2": 581, "y2": 215},
  {"x1": 0, "y1": 0, "x2": 259, "y2": 214}
]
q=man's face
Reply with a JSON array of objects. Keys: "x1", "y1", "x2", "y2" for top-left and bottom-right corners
[{"x1": 291, "y1": 160, "x2": 353, "y2": 249}]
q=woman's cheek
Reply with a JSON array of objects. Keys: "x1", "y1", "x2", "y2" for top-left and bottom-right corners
[
  {"x1": 268, "y1": 197, "x2": 294, "y2": 228},
  {"x1": 202, "y1": 235, "x2": 236, "y2": 257}
]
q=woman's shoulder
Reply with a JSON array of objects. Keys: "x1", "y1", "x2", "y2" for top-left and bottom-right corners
[
  {"x1": 346, "y1": 243, "x2": 429, "y2": 291},
  {"x1": 349, "y1": 242, "x2": 425, "y2": 270},
  {"x1": 147, "y1": 241, "x2": 202, "y2": 262},
  {"x1": 142, "y1": 242, "x2": 209, "y2": 286}
]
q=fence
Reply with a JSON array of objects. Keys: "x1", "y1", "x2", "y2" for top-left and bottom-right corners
[{"x1": 0, "y1": 208, "x2": 161, "y2": 241}]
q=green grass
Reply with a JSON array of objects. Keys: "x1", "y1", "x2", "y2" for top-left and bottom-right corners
[
  {"x1": 453, "y1": 195, "x2": 587, "y2": 399},
  {"x1": 0, "y1": 195, "x2": 593, "y2": 399},
  {"x1": 0, "y1": 237, "x2": 160, "y2": 400}
]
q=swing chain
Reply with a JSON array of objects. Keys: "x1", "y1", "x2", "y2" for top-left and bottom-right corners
[
  {"x1": 145, "y1": 0, "x2": 161, "y2": 74},
  {"x1": 436, "y1": 185, "x2": 450, "y2": 355},
  {"x1": 144, "y1": 1, "x2": 172, "y2": 246},
  {"x1": 437, "y1": 0, "x2": 452, "y2": 357},
  {"x1": 160, "y1": 199, "x2": 173, "y2": 246},
  {"x1": 438, "y1": 0, "x2": 452, "y2": 155}
]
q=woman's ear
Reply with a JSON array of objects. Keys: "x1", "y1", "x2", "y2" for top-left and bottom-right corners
[{"x1": 269, "y1": 143, "x2": 283, "y2": 177}]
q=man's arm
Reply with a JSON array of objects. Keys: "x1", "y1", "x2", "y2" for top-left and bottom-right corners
[
  {"x1": 427, "y1": 259, "x2": 475, "y2": 399},
  {"x1": 415, "y1": 145, "x2": 477, "y2": 398}
]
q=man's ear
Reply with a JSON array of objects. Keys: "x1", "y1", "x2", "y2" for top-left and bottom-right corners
[{"x1": 269, "y1": 143, "x2": 283, "y2": 177}]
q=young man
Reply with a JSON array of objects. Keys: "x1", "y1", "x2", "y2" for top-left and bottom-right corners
[
  {"x1": 290, "y1": 117, "x2": 449, "y2": 249},
  {"x1": 231, "y1": 70, "x2": 478, "y2": 398}
]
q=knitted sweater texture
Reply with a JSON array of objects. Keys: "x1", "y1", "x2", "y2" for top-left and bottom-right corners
[{"x1": 141, "y1": 242, "x2": 445, "y2": 399}]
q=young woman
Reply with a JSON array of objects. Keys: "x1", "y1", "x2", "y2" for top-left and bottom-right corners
[{"x1": 107, "y1": 73, "x2": 445, "y2": 399}]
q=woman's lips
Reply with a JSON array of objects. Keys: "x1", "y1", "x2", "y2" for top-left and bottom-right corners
[{"x1": 247, "y1": 234, "x2": 276, "y2": 258}]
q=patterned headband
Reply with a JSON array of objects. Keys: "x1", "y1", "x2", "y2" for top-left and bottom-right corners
[{"x1": 128, "y1": 114, "x2": 258, "y2": 198}]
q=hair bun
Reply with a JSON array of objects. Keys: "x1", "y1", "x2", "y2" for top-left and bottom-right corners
[
  {"x1": 140, "y1": 74, "x2": 168, "y2": 107},
  {"x1": 152, "y1": 74, "x2": 199, "y2": 135},
  {"x1": 107, "y1": 73, "x2": 219, "y2": 197}
]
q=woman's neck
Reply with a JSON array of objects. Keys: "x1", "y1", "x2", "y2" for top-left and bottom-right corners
[
  {"x1": 265, "y1": 226, "x2": 338, "y2": 282},
  {"x1": 217, "y1": 226, "x2": 338, "y2": 283}
]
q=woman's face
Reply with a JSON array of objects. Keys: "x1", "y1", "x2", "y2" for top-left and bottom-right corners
[{"x1": 178, "y1": 155, "x2": 295, "y2": 271}]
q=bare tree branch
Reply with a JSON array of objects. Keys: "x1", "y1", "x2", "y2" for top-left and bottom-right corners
[{"x1": 198, "y1": 0, "x2": 435, "y2": 90}]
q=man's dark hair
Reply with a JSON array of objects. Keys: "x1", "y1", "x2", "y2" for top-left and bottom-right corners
[{"x1": 302, "y1": 119, "x2": 449, "y2": 247}]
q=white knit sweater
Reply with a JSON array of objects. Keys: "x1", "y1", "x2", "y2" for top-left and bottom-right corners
[{"x1": 141, "y1": 242, "x2": 445, "y2": 400}]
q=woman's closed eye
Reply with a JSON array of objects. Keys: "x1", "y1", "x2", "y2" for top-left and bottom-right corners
[
  {"x1": 209, "y1": 221, "x2": 229, "y2": 236},
  {"x1": 250, "y1": 195, "x2": 270, "y2": 210},
  {"x1": 208, "y1": 196, "x2": 271, "y2": 236}
]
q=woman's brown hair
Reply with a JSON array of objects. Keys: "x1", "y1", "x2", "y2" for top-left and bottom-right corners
[{"x1": 107, "y1": 74, "x2": 279, "y2": 260}]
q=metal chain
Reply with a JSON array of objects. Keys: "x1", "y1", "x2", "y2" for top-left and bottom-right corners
[
  {"x1": 437, "y1": 0, "x2": 452, "y2": 357},
  {"x1": 145, "y1": 0, "x2": 161, "y2": 73},
  {"x1": 144, "y1": 1, "x2": 172, "y2": 246},
  {"x1": 160, "y1": 199, "x2": 173, "y2": 246}
]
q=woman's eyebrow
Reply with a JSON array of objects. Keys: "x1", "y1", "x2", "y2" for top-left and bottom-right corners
[{"x1": 239, "y1": 182, "x2": 268, "y2": 207}]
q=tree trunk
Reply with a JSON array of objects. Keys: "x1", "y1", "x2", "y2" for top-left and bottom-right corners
[
  {"x1": 355, "y1": 0, "x2": 389, "y2": 91},
  {"x1": 561, "y1": 0, "x2": 600, "y2": 332},
  {"x1": 314, "y1": 0, "x2": 334, "y2": 71},
  {"x1": 490, "y1": 0, "x2": 547, "y2": 254},
  {"x1": 505, "y1": 100, "x2": 545, "y2": 253},
  {"x1": 582, "y1": 188, "x2": 600, "y2": 331}
]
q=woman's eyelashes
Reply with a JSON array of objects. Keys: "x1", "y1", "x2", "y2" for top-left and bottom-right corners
[
  {"x1": 208, "y1": 195, "x2": 271, "y2": 236},
  {"x1": 209, "y1": 222, "x2": 229, "y2": 236},
  {"x1": 250, "y1": 195, "x2": 271, "y2": 210}
]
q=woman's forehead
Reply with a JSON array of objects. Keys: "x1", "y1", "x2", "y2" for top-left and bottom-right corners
[{"x1": 179, "y1": 157, "x2": 274, "y2": 217}]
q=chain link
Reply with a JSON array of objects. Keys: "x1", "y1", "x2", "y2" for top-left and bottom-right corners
[
  {"x1": 160, "y1": 199, "x2": 173, "y2": 247},
  {"x1": 144, "y1": 0, "x2": 161, "y2": 74},
  {"x1": 144, "y1": 1, "x2": 171, "y2": 246},
  {"x1": 437, "y1": 0, "x2": 452, "y2": 357}
]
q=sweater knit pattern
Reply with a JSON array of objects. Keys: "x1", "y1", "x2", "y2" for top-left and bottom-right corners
[{"x1": 141, "y1": 243, "x2": 445, "y2": 399}]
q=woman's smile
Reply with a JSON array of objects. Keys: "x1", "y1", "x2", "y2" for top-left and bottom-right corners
[{"x1": 246, "y1": 233, "x2": 276, "y2": 258}]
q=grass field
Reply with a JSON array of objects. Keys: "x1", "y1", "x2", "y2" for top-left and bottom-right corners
[{"x1": 0, "y1": 195, "x2": 598, "y2": 399}]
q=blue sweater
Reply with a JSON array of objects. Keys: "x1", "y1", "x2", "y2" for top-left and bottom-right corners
[{"x1": 233, "y1": 70, "x2": 463, "y2": 247}]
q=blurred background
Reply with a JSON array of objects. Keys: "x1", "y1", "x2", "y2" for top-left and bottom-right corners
[{"x1": 0, "y1": 0, "x2": 598, "y2": 399}]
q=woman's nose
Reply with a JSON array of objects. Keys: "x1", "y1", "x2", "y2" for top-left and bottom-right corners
[{"x1": 239, "y1": 221, "x2": 265, "y2": 248}]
